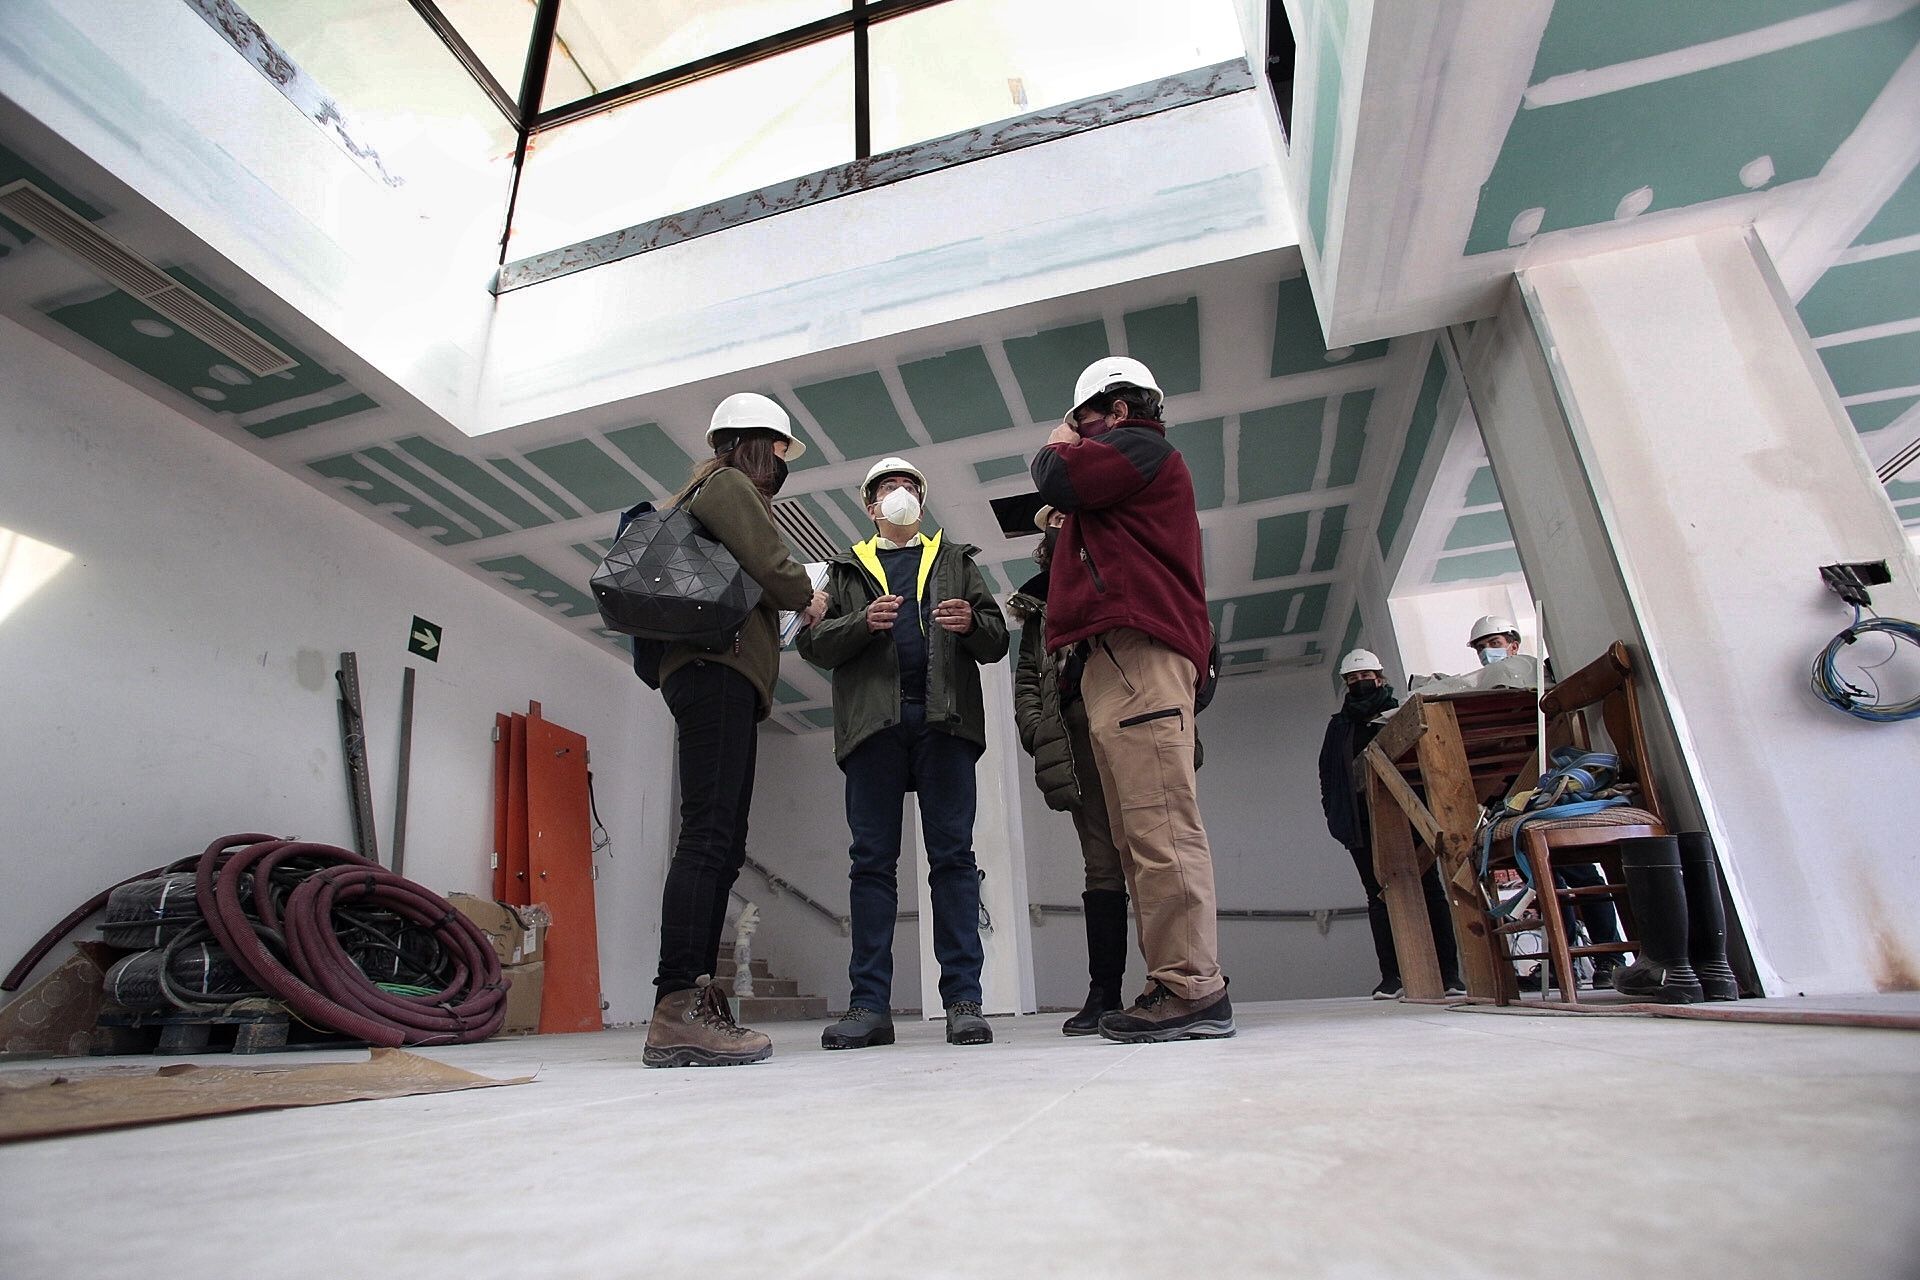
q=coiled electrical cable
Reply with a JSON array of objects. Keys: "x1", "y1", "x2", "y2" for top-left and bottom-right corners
[{"x1": 1810, "y1": 607, "x2": 1920, "y2": 722}]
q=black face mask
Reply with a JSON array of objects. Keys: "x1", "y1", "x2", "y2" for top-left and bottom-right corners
[
  {"x1": 767, "y1": 455, "x2": 790, "y2": 495},
  {"x1": 1343, "y1": 680, "x2": 1395, "y2": 721}
]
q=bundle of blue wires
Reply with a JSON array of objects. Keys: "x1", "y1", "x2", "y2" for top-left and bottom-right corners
[{"x1": 1810, "y1": 606, "x2": 1920, "y2": 722}]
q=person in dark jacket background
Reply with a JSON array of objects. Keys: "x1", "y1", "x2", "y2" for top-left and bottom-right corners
[
  {"x1": 797, "y1": 457, "x2": 1008, "y2": 1050},
  {"x1": 1318, "y1": 648, "x2": 1462, "y2": 999},
  {"x1": 1008, "y1": 505, "x2": 1129, "y2": 1035},
  {"x1": 1030, "y1": 356, "x2": 1231, "y2": 1044}
]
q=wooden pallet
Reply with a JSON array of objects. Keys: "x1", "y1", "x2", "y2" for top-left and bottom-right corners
[{"x1": 89, "y1": 1001, "x2": 316, "y2": 1056}]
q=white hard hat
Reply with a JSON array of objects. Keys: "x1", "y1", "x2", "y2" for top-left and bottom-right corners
[
  {"x1": 1071, "y1": 356, "x2": 1163, "y2": 414},
  {"x1": 862, "y1": 456, "x2": 927, "y2": 501},
  {"x1": 707, "y1": 392, "x2": 805, "y2": 459},
  {"x1": 1469, "y1": 615, "x2": 1520, "y2": 645},
  {"x1": 1338, "y1": 649, "x2": 1384, "y2": 677}
]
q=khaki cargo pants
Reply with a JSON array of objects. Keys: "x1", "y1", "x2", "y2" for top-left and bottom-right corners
[{"x1": 1079, "y1": 627, "x2": 1223, "y2": 1001}]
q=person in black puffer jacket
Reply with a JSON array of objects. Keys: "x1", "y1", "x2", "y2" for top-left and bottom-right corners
[{"x1": 1319, "y1": 649, "x2": 1461, "y2": 999}]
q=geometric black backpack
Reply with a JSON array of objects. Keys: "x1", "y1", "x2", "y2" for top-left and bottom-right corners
[{"x1": 590, "y1": 490, "x2": 763, "y2": 685}]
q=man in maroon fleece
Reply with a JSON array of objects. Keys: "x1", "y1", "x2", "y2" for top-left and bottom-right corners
[{"x1": 1029, "y1": 356, "x2": 1232, "y2": 1042}]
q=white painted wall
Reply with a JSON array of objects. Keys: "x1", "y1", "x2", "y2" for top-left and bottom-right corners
[
  {"x1": 1513, "y1": 228, "x2": 1920, "y2": 996},
  {"x1": 0, "y1": 317, "x2": 676, "y2": 1027},
  {"x1": 1387, "y1": 582, "x2": 1537, "y2": 681},
  {"x1": 1017, "y1": 660, "x2": 1379, "y2": 1009}
]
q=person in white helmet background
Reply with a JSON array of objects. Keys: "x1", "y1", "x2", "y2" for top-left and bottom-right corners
[
  {"x1": 643, "y1": 393, "x2": 828, "y2": 1068},
  {"x1": 1318, "y1": 649, "x2": 1464, "y2": 999},
  {"x1": 798, "y1": 456, "x2": 1008, "y2": 1050},
  {"x1": 1463, "y1": 616, "x2": 1622, "y2": 988},
  {"x1": 1029, "y1": 356, "x2": 1233, "y2": 1043}
]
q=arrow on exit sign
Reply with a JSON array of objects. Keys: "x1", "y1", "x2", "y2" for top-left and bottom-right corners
[{"x1": 408, "y1": 616, "x2": 443, "y2": 661}]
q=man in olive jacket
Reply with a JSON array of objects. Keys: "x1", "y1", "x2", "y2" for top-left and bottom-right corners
[{"x1": 796, "y1": 458, "x2": 1008, "y2": 1048}]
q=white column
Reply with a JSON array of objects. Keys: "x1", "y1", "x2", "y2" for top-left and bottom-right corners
[
  {"x1": 913, "y1": 653, "x2": 1037, "y2": 1017},
  {"x1": 1463, "y1": 225, "x2": 1920, "y2": 997}
]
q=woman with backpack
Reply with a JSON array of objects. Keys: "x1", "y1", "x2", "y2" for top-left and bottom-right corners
[{"x1": 643, "y1": 392, "x2": 826, "y2": 1069}]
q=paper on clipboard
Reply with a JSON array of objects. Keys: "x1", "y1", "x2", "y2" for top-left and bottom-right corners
[{"x1": 779, "y1": 563, "x2": 832, "y2": 647}]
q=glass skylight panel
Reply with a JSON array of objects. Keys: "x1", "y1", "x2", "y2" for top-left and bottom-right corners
[
  {"x1": 867, "y1": 0, "x2": 1244, "y2": 154},
  {"x1": 542, "y1": 0, "x2": 850, "y2": 110},
  {"x1": 509, "y1": 35, "x2": 855, "y2": 256},
  {"x1": 431, "y1": 0, "x2": 542, "y2": 99}
]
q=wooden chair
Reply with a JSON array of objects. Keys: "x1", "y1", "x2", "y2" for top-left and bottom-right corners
[{"x1": 1484, "y1": 643, "x2": 1668, "y2": 1005}]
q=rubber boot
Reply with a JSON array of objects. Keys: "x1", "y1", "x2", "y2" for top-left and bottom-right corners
[
  {"x1": 1677, "y1": 831, "x2": 1741, "y2": 1001},
  {"x1": 1611, "y1": 836, "x2": 1704, "y2": 1004},
  {"x1": 1064, "y1": 890, "x2": 1129, "y2": 1035}
]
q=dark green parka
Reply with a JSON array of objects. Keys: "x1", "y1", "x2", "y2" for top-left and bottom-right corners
[
  {"x1": 1008, "y1": 588, "x2": 1084, "y2": 812},
  {"x1": 795, "y1": 530, "x2": 1008, "y2": 766}
]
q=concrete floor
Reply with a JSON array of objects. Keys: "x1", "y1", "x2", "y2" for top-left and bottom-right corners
[{"x1": 2, "y1": 997, "x2": 1917, "y2": 1279}]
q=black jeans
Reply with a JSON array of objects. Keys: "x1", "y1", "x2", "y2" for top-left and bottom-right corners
[
  {"x1": 654, "y1": 661, "x2": 760, "y2": 999},
  {"x1": 1347, "y1": 840, "x2": 1461, "y2": 986},
  {"x1": 844, "y1": 702, "x2": 985, "y2": 1012}
]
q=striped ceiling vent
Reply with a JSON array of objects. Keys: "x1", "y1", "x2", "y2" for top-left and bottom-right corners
[
  {"x1": 771, "y1": 498, "x2": 843, "y2": 564},
  {"x1": 0, "y1": 179, "x2": 299, "y2": 376}
]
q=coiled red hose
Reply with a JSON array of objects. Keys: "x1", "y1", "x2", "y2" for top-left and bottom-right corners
[
  {"x1": 195, "y1": 836, "x2": 506, "y2": 1046},
  {"x1": 4, "y1": 833, "x2": 506, "y2": 1046}
]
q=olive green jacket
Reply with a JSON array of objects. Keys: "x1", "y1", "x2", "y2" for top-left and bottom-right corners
[
  {"x1": 1008, "y1": 591, "x2": 1083, "y2": 812},
  {"x1": 656, "y1": 467, "x2": 816, "y2": 718},
  {"x1": 796, "y1": 530, "x2": 1008, "y2": 766}
]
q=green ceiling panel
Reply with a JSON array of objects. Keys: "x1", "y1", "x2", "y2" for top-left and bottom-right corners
[
  {"x1": 1529, "y1": 0, "x2": 1825, "y2": 82},
  {"x1": 898, "y1": 345, "x2": 1013, "y2": 441},
  {"x1": 974, "y1": 454, "x2": 1031, "y2": 483},
  {"x1": 1849, "y1": 396, "x2": 1919, "y2": 434},
  {"x1": 1328, "y1": 389, "x2": 1371, "y2": 488},
  {"x1": 1797, "y1": 250, "x2": 1920, "y2": 337},
  {"x1": 246, "y1": 394, "x2": 379, "y2": 439},
  {"x1": 0, "y1": 142, "x2": 103, "y2": 245},
  {"x1": 792, "y1": 371, "x2": 914, "y2": 459},
  {"x1": 522, "y1": 439, "x2": 645, "y2": 513},
  {"x1": 800, "y1": 707, "x2": 838, "y2": 730},
  {"x1": 1271, "y1": 274, "x2": 1389, "y2": 378},
  {"x1": 1465, "y1": 464, "x2": 1501, "y2": 506},
  {"x1": 1122, "y1": 299, "x2": 1202, "y2": 395},
  {"x1": 1819, "y1": 329, "x2": 1920, "y2": 398},
  {"x1": 1004, "y1": 320, "x2": 1109, "y2": 424},
  {"x1": 605, "y1": 422, "x2": 693, "y2": 488},
  {"x1": 47, "y1": 272, "x2": 345, "y2": 416},
  {"x1": 1443, "y1": 510, "x2": 1514, "y2": 551},
  {"x1": 1253, "y1": 511, "x2": 1311, "y2": 580},
  {"x1": 362, "y1": 447, "x2": 508, "y2": 539},
  {"x1": 1856, "y1": 166, "x2": 1920, "y2": 247},
  {"x1": 1223, "y1": 584, "x2": 1329, "y2": 640},
  {"x1": 475, "y1": 555, "x2": 598, "y2": 619},
  {"x1": 570, "y1": 540, "x2": 613, "y2": 565},
  {"x1": 1239, "y1": 399, "x2": 1325, "y2": 501},
  {"x1": 1467, "y1": 15, "x2": 1920, "y2": 255},
  {"x1": 1311, "y1": 504, "x2": 1348, "y2": 573},
  {"x1": 1376, "y1": 348, "x2": 1449, "y2": 555},
  {"x1": 1225, "y1": 649, "x2": 1267, "y2": 667},
  {"x1": 308, "y1": 454, "x2": 475, "y2": 546},
  {"x1": 1168, "y1": 418, "x2": 1226, "y2": 510},
  {"x1": 1887, "y1": 478, "x2": 1920, "y2": 502},
  {"x1": 398, "y1": 436, "x2": 552, "y2": 529},
  {"x1": 1000, "y1": 556, "x2": 1042, "y2": 592},
  {"x1": 774, "y1": 678, "x2": 809, "y2": 705},
  {"x1": 824, "y1": 488, "x2": 875, "y2": 537},
  {"x1": 1432, "y1": 547, "x2": 1524, "y2": 584},
  {"x1": 492, "y1": 456, "x2": 581, "y2": 519}
]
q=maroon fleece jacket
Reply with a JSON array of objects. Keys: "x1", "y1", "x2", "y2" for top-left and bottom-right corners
[{"x1": 1029, "y1": 419, "x2": 1212, "y2": 687}]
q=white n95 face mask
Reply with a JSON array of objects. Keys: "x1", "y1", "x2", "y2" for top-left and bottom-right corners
[
  {"x1": 1478, "y1": 645, "x2": 1510, "y2": 667},
  {"x1": 879, "y1": 487, "x2": 921, "y2": 526}
]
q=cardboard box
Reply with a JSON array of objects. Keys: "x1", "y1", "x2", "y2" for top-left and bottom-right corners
[
  {"x1": 498, "y1": 962, "x2": 545, "y2": 1036},
  {"x1": 449, "y1": 894, "x2": 549, "y2": 967}
]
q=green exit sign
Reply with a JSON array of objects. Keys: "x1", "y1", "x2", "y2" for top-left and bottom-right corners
[{"x1": 408, "y1": 616, "x2": 443, "y2": 661}]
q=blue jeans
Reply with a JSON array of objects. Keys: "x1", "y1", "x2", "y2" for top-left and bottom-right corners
[{"x1": 843, "y1": 702, "x2": 985, "y2": 1011}]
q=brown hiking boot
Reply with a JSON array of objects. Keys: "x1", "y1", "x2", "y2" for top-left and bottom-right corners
[
  {"x1": 1096, "y1": 979, "x2": 1235, "y2": 1043},
  {"x1": 643, "y1": 976, "x2": 773, "y2": 1068}
]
